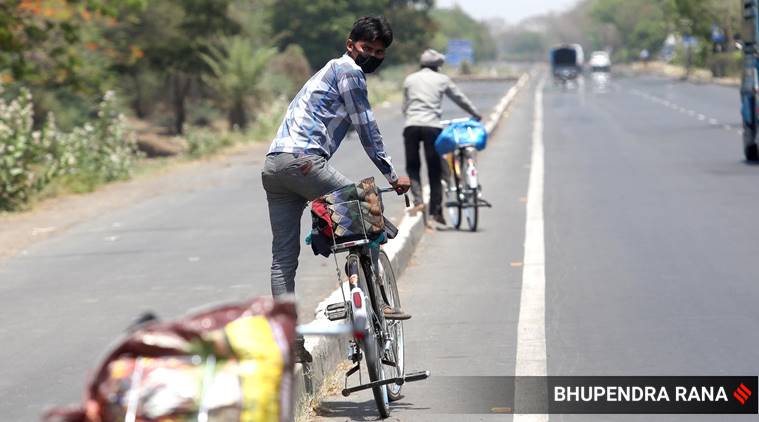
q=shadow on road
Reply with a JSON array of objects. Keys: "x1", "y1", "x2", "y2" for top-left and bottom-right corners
[{"x1": 315, "y1": 398, "x2": 431, "y2": 420}]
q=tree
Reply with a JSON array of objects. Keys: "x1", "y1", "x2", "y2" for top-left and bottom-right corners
[
  {"x1": 497, "y1": 30, "x2": 547, "y2": 61},
  {"x1": 0, "y1": 1, "x2": 139, "y2": 129},
  {"x1": 120, "y1": 0, "x2": 240, "y2": 134},
  {"x1": 201, "y1": 36, "x2": 277, "y2": 129},
  {"x1": 381, "y1": 0, "x2": 436, "y2": 65},
  {"x1": 430, "y1": 6, "x2": 497, "y2": 62},
  {"x1": 269, "y1": 0, "x2": 435, "y2": 68}
]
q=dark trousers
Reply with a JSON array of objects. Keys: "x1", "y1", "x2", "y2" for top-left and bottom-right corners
[{"x1": 403, "y1": 126, "x2": 443, "y2": 216}]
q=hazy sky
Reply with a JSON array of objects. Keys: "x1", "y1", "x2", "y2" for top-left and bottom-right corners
[{"x1": 436, "y1": 0, "x2": 578, "y2": 24}]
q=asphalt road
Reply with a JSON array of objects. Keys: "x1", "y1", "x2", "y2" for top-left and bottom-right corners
[
  {"x1": 312, "y1": 73, "x2": 759, "y2": 421},
  {"x1": 0, "y1": 79, "x2": 512, "y2": 421}
]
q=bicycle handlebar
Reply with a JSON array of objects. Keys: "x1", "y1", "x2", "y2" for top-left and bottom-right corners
[{"x1": 379, "y1": 187, "x2": 411, "y2": 207}]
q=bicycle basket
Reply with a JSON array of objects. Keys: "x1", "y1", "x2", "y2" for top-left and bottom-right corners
[{"x1": 310, "y1": 177, "x2": 385, "y2": 243}]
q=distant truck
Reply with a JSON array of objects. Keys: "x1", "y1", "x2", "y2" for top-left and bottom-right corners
[
  {"x1": 550, "y1": 44, "x2": 584, "y2": 85},
  {"x1": 740, "y1": 0, "x2": 759, "y2": 160}
]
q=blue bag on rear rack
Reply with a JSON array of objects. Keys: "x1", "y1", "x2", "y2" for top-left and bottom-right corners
[{"x1": 434, "y1": 119, "x2": 488, "y2": 155}]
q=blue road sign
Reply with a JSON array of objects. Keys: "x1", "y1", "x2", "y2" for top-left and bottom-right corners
[{"x1": 446, "y1": 39, "x2": 474, "y2": 66}]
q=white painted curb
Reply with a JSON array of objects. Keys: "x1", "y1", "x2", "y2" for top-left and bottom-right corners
[{"x1": 485, "y1": 73, "x2": 530, "y2": 134}]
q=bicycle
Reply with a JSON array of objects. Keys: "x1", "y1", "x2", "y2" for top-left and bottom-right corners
[
  {"x1": 440, "y1": 118, "x2": 492, "y2": 232},
  {"x1": 312, "y1": 184, "x2": 429, "y2": 418}
]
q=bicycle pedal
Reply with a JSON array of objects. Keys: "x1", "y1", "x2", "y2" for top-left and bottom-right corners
[
  {"x1": 325, "y1": 302, "x2": 348, "y2": 321},
  {"x1": 381, "y1": 358, "x2": 397, "y2": 367},
  {"x1": 403, "y1": 370, "x2": 431, "y2": 383}
]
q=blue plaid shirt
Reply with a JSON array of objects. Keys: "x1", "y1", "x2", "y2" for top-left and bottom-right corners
[{"x1": 268, "y1": 54, "x2": 398, "y2": 183}]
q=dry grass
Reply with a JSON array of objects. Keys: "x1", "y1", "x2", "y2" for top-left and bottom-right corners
[
  {"x1": 296, "y1": 360, "x2": 354, "y2": 422},
  {"x1": 626, "y1": 61, "x2": 739, "y2": 86}
]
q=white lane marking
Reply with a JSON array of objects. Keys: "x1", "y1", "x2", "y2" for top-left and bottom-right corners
[
  {"x1": 632, "y1": 89, "x2": 726, "y2": 128},
  {"x1": 514, "y1": 77, "x2": 548, "y2": 422}
]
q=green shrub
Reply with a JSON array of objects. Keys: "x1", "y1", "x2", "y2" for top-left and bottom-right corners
[
  {"x1": 0, "y1": 88, "x2": 59, "y2": 209},
  {"x1": 247, "y1": 98, "x2": 287, "y2": 142},
  {"x1": 185, "y1": 98, "x2": 287, "y2": 159},
  {"x1": 265, "y1": 44, "x2": 312, "y2": 99},
  {"x1": 0, "y1": 88, "x2": 138, "y2": 210},
  {"x1": 186, "y1": 127, "x2": 235, "y2": 158}
]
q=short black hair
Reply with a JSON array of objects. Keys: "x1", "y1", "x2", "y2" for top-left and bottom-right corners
[{"x1": 349, "y1": 16, "x2": 393, "y2": 48}]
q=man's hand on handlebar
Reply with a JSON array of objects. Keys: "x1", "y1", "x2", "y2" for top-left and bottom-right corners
[{"x1": 391, "y1": 176, "x2": 411, "y2": 195}]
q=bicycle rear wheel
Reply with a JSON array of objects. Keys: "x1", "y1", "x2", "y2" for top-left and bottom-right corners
[
  {"x1": 377, "y1": 250, "x2": 404, "y2": 401},
  {"x1": 353, "y1": 255, "x2": 390, "y2": 417}
]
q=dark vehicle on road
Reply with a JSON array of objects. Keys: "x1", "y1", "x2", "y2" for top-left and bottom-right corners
[
  {"x1": 740, "y1": 0, "x2": 759, "y2": 160},
  {"x1": 550, "y1": 44, "x2": 584, "y2": 86}
]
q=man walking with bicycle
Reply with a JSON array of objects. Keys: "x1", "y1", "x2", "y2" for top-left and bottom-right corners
[
  {"x1": 402, "y1": 49, "x2": 481, "y2": 225},
  {"x1": 262, "y1": 16, "x2": 411, "y2": 362}
]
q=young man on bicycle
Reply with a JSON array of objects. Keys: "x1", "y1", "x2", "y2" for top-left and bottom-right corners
[
  {"x1": 402, "y1": 49, "x2": 481, "y2": 225},
  {"x1": 262, "y1": 17, "x2": 411, "y2": 361}
]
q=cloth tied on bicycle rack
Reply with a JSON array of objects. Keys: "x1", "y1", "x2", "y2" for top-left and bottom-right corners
[
  {"x1": 43, "y1": 297, "x2": 296, "y2": 422},
  {"x1": 434, "y1": 118, "x2": 488, "y2": 155},
  {"x1": 308, "y1": 177, "x2": 392, "y2": 257}
]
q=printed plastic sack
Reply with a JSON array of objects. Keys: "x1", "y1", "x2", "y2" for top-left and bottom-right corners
[
  {"x1": 311, "y1": 177, "x2": 384, "y2": 241},
  {"x1": 434, "y1": 119, "x2": 488, "y2": 155},
  {"x1": 43, "y1": 297, "x2": 296, "y2": 422}
]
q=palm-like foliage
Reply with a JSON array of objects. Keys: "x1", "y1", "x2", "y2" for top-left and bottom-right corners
[{"x1": 201, "y1": 36, "x2": 277, "y2": 129}]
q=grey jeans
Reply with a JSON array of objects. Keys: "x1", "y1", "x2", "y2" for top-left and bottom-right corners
[{"x1": 261, "y1": 153, "x2": 352, "y2": 297}]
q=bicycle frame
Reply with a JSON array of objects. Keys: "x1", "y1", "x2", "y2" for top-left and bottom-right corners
[{"x1": 447, "y1": 146, "x2": 478, "y2": 191}]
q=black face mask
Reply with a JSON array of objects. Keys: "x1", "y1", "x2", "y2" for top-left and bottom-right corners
[{"x1": 354, "y1": 51, "x2": 383, "y2": 74}]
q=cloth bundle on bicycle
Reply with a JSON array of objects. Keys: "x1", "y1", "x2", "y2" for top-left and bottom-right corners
[
  {"x1": 43, "y1": 297, "x2": 296, "y2": 422},
  {"x1": 308, "y1": 177, "x2": 396, "y2": 257},
  {"x1": 434, "y1": 119, "x2": 488, "y2": 155}
]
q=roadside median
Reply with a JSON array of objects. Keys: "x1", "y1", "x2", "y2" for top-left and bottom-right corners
[{"x1": 293, "y1": 71, "x2": 532, "y2": 420}]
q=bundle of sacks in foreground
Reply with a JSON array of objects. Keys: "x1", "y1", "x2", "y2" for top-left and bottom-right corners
[{"x1": 44, "y1": 297, "x2": 296, "y2": 422}]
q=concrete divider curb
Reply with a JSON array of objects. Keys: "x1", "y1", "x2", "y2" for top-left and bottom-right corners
[
  {"x1": 293, "y1": 71, "x2": 531, "y2": 420},
  {"x1": 485, "y1": 73, "x2": 530, "y2": 134}
]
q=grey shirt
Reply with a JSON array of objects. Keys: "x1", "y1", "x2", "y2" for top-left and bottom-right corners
[{"x1": 402, "y1": 68, "x2": 480, "y2": 129}]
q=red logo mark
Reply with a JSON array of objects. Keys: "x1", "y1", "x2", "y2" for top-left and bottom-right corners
[{"x1": 733, "y1": 383, "x2": 752, "y2": 405}]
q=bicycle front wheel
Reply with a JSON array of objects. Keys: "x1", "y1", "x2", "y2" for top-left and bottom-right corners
[
  {"x1": 378, "y1": 250, "x2": 404, "y2": 401},
  {"x1": 353, "y1": 255, "x2": 390, "y2": 417},
  {"x1": 461, "y1": 153, "x2": 479, "y2": 231},
  {"x1": 446, "y1": 153, "x2": 462, "y2": 229}
]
